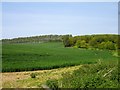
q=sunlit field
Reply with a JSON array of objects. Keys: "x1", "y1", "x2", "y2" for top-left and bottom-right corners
[{"x1": 2, "y1": 42, "x2": 118, "y2": 72}]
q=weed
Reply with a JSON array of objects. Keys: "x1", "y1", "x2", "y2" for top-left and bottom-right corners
[{"x1": 30, "y1": 73, "x2": 36, "y2": 78}]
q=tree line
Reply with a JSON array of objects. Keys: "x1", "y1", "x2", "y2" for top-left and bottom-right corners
[
  {"x1": 2, "y1": 34, "x2": 119, "y2": 50},
  {"x1": 2, "y1": 35, "x2": 63, "y2": 44},
  {"x1": 62, "y1": 34, "x2": 119, "y2": 50}
]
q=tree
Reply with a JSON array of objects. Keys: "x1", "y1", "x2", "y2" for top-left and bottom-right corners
[
  {"x1": 62, "y1": 35, "x2": 72, "y2": 47},
  {"x1": 99, "y1": 42, "x2": 106, "y2": 49},
  {"x1": 76, "y1": 40, "x2": 88, "y2": 48},
  {"x1": 69, "y1": 37, "x2": 76, "y2": 46},
  {"x1": 89, "y1": 38, "x2": 98, "y2": 48},
  {"x1": 105, "y1": 41, "x2": 116, "y2": 50},
  {"x1": 76, "y1": 40, "x2": 81, "y2": 48},
  {"x1": 99, "y1": 41, "x2": 115, "y2": 50}
]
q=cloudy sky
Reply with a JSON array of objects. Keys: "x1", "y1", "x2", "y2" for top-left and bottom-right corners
[{"x1": 2, "y1": 2, "x2": 118, "y2": 39}]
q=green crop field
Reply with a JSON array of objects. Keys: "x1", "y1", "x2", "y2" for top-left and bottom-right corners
[{"x1": 2, "y1": 42, "x2": 118, "y2": 72}]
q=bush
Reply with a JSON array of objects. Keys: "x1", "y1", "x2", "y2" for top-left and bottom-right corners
[
  {"x1": 46, "y1": 79, "x2": 58, "y2": 89},
  {"x1": 50, "y1": 61, "x2": 118, "y2": 88},
  {"x1": 75, "y1": 40, "x2": 88, "y2": 48},
  {"x1": 30, "y1": 73, "x2": 36, "y2": 78}
]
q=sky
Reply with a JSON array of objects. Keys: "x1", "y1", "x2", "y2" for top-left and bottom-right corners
[{"x1": 2, "y1": 2, "x2": 118, "y2": 39}]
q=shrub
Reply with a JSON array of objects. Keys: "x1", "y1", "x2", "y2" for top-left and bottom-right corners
[
  {"x1": 30, "y1": 73, "x2": 36, "y2": 78},
  {"x1": 76, "y1": 40, "x2": 88, "y2": 48},
  {"x1": 46, "y1": 79, "x2": 58, "y2": 89},
  {"x1": 53, "y1": 61, "x2": 118, "y2": 88}
]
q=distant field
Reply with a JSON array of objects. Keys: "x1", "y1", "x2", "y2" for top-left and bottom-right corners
[{"x1": 2, "y1": 42, "x2": 118, "y2": 72}]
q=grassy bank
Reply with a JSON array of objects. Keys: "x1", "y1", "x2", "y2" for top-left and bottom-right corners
[{"x1": 46, "y1": 60, "x2": 119, "y2": 88}]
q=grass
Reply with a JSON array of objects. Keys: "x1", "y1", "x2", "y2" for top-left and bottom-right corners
[
  {"x1": 46, "y1": 60, "x2": 119, "y2": 88},
  {"x1": 2, "y1": 42, "x2": 119, "y2": 88},
  {"x1": 2, "y1": 65, "x2": 82, "y2": 88},
  {"x1": 2, "y1": 42, "x2": 118, "y2": 72}
]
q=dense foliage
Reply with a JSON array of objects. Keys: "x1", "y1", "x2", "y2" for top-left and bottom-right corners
[
  {"x1": 62, "y1": 34, "x2": 119, "y2": 50},
  {"x1": 46, "y1": 60, "x2": 119, "y2": 88},
  {"x1": 2, "y1": 42, "x2": 118, "y2": 72},
  {"x1": 2, "y1": 34, "x2": 119, "y2": 51}
]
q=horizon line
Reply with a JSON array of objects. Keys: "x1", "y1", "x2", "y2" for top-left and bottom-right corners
[{"x1": 1, "y1": 33, "x2": 118, "y2": 40}]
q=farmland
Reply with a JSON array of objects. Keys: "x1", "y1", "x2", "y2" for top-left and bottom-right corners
[
  {"x1": 2, "y1": 41, "x2": 119, "y2": 88},
  {"x1": 2, "y1": 42, "x2": 118, "y2": 72}
]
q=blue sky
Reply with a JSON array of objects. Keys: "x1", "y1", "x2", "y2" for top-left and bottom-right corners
[{"x1": 2, "y1": 2, "x2": 118, "y2": 39}]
